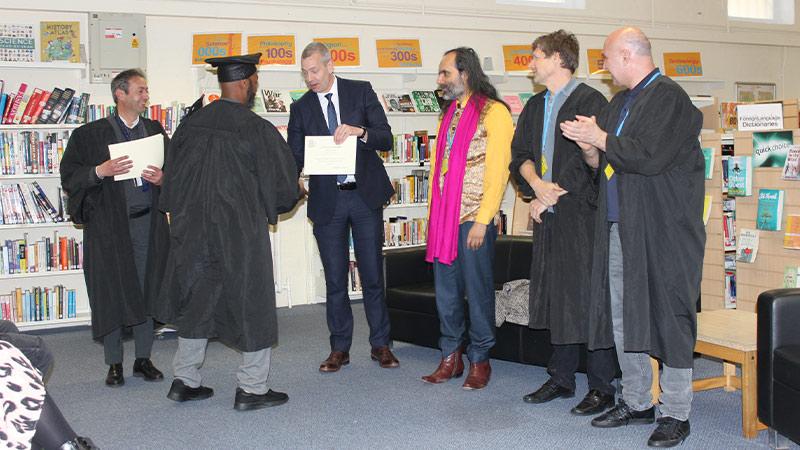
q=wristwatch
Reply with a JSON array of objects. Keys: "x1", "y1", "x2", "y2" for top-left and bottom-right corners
[{"x1": 358, "y1": 126, "x2": 367, "y2": 139}]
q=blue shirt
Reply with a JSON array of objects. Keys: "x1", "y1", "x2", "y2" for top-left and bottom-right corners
[
  {"x1": 606, "y1": 68, "x2": 660, "y2": 222},
  {"x1": 541, "y1": 78, "x2": 578, "y2": 213}
]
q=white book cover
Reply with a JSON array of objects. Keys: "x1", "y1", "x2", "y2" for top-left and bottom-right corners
[{"x1": 736, "y1": 228, "x2": 760, "y2": 263}]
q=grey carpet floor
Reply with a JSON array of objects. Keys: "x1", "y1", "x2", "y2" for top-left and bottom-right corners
[{"x1": 39, "y1": 303, "x2": 797, "y2": 449}]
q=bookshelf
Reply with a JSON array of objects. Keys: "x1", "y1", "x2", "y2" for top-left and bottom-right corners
[
  {"x1": 0, "y1": 123, "x2": 88, "y2": 331},
  {"x1": 729, "y1": 129, "x2": 799, "y2": 312}
]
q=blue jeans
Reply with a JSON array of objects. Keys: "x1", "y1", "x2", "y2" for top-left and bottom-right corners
[
  {"x1": 433, "y1": 221, "x2": 497, "y2": 363},
  {"x1": 609, "y1": 223, "x2": 693, "y2": 421}
]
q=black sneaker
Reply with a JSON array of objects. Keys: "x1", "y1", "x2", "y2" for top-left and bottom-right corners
[
  {"x1": 571, "y1": 389, "x2": 616, "y2": 415},
  {"x1": 233, "y1": 388, "x2": 289, "y2": 411},
  {"x1": 647, "y1": 417, "x2": 690, "y2": 448},
  {"x1": 591, "y1": 400, "x2": 655, "y2": 428},
  {"x1": 522, "y1": 378, "x2": 575, "y2": 404},
  {"x1": 166, "y1": 379, "x2": 214, "y2": 402}
]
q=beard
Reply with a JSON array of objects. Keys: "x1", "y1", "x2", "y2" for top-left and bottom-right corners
[
  {"x1": 440, "y1": 80, "x2": 465, "y2": 100},
  {"x1": 245, "y1": 80, "x2": 257, "y2": 109}
]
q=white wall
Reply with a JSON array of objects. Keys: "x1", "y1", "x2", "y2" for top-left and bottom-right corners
[{"x1": 4, "y1": 0, "x2": 800, "y2": 305}]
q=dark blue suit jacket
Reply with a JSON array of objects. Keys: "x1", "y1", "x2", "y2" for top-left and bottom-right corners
[{"x1": 288, "y1": 77, "x2": 394, "y2": 225}]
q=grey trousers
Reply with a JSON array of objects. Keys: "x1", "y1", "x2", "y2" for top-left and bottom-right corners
[
  {"x1": 609, "y1": 223, "x2": 693, "y2": 421},
  {"x1": 103, "y1": 319, "x2": 154, "y2": 365},
  {"x1": 173, "y1": 337, "x2": 272, "y2": 395},
  {"x1": 103, "y1": 212, "x2": 154, "y2": 366}
]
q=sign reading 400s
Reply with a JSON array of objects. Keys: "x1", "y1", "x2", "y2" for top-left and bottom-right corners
[
  {"x1": 192, "y1": 33, "x2": 242, "y2": 65},
  {"x1": 313, "y1": 37, "x2": 360, "y2": 67}
]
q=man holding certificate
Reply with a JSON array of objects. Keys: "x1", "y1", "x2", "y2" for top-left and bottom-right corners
[
  {"x1": 61, "y1": 68, "x2": 169, "y2": 387},
  {"x1": 288, "y1": 42, "x2": 399, "y2": 373}
]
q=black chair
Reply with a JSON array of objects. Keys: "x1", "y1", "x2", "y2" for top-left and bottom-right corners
[{"x1": 757, "y1": 288, "x2": 800, "y2": 447}]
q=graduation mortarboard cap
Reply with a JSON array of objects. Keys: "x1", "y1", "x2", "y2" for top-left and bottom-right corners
[{"x1": 205, "y1": 53, "x2": 262, "y2": 82}]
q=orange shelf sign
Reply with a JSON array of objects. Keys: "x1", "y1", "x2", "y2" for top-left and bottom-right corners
[
  {"x1": 376, "y1": 39, "x2": 422, "y2": 68},
  {"x1": 192, "y1": 33, "x2": 242, "y2": 65}
]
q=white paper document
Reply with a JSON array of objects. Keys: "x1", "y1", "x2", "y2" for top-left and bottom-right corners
[
  {"x1": 303, "y1": 136, "x2": 356, "y2": 175},
  {"x1": 108, "y1": 134, "x2": 165, "y2": 181}
]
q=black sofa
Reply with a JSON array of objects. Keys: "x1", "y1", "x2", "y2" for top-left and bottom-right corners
[
  {"x1": 757, "y1": 288, "x2": 800, "y2": 446},
  {"x1": 385, "y1": 235, "x2": 579, "y2": 368}
]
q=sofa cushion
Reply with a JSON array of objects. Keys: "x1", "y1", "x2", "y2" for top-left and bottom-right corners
[
  {"x1": 386, "y1": 283, "x2": 437, "y2": 314},
  {"x1": 774, "y1": 345, "x2": 800, "y2": 392}
]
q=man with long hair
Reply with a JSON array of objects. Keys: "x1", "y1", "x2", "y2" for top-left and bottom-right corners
[{"x1": 422, "y1": 47, "x2": 513, "y2": 390}]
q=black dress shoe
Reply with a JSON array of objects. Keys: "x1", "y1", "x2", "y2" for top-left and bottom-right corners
[
  {"x1": 166, "y1": 379, "x2": 214, "y2": 402},
  {"x1": 571, "y1": 389, "x2": 616, "y2": 415},
  {"x1": 133, "y1": 358, "x2": 164, "y2": 381},
  {"x1": 233, "y1": 387, "x2": 289, "y2": 411},
  {"x1": 60, "y1": 436, "x2": 99, "y2": 450},
  {"x1": 522, "y1": 379, "x2": 574, "y2": 404},
  {"x1": 105, "y1": 363, "x2": 124, "y2": 387},
  {"x1": 591, "y1": 400, "x2": 655, "y2": 428},
  {"x1": 647, "y1": 417, "x2": 690, "y2": 448}
]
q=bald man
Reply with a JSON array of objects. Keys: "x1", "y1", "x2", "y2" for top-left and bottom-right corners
[{"x1": 561, "y1": 27, "x2": 704, "y2": 448}]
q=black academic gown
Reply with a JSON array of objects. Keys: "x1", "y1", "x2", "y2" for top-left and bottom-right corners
[
  {"x1": 509, "y1": 83, "x2": 608, "y2": 345},
  {"x1": 156, "y1": 99, "x2": 299, "y2": 352},
  {"x1": 586, "y1": 76, "x2": 705, "y2": 368},
  {"x1": 60, "y1": 118, "x2": 170, "y2": 339}
]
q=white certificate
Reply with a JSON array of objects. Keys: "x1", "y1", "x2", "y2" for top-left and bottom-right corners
[
  {"x1": 108, "y1": 134, "x2": 165, "y2": 181},
  {"x1": 303, "y1": 136, "x2": 356, "y2": 175}
]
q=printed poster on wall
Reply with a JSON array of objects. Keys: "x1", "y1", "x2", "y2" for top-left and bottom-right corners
[
  {"x1": 0, "y1": 24, "x2": 35, "y2": 62},
  {"x1": 247, "y1": 35, "x2": 295, "y2": 66},
  {"x1": 663, "y1": 52, "x2": 703, "y2": 77},
  {"x1": 586, "y1": 49, "x2": 609, "y2": 77},
  {"x1": 375, "y1": 39, "x2": 421, "y2": 68},
  {"x1": 753, "y1": 130, "x2": 793, "y2": 168},
  {"x1": 40, "y1": 21, "x2": 80, "y2": 63},
  {"x1": 502, "y1": 45, "x2": 531, "y2": 72},
  {"x1": 313, "y1": 37, "x2": 360, "y2": 67},
  {"x1": 192, "y1": 33, "x2": 242, "y2": 65}
]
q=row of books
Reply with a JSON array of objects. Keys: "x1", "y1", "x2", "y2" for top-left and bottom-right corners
[
  {"x1": 0, "y1": 182, "x2": 66, "y2": 225},
  {"x1": 724, "y1": 270, "x2": 736, "y2": 309},
  {"x1": 390, "y1": 169, "x2": 429, "y2": 205},
  {"x1": 384, "y1": 216, "x2": 428, "y2": 248},
  {"x1": 1, "y1": 234, "x2": 82, "y2": 275},
  {"x1": 0, "y1": 129, "x2": 69, "y2": 175},
  {"x1": 0, "y1": 82, "x2": 88, "y2": 125},
  {"x1": 723, "y1": 212, "x2": 736, "y2": 250},
  {"x1": 83, "y1": 102, "x2": 192, "y2": 136},
  {"x1": 380, "y1": 131, "x2": 433, "y2": 164},
  {"x1": 347, "y1": 260, "x2": 362, "y2": 294},
  {"x1": 0, "y1": 285, "x2": 77, "y2": 323}
]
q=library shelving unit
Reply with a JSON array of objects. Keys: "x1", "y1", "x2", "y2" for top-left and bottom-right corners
[{"x1": 0, "y1": 122, "x2": 89, "y2": 331}]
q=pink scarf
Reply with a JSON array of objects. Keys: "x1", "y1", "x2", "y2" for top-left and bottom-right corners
[{"x1": 426, "y1": 95, "x2": 486, "y2": 265}]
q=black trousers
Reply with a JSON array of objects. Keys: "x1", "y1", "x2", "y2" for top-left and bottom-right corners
[{"x1": 548, "y1": 343, "x2": 617, "y2": 395}]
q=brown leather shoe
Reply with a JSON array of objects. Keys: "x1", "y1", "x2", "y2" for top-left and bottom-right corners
[
  {"x1": 370, "y1": 346, "x2": 399, "y2": 368},
  {"x1": 462, "y1": 360, "x2": 491, "y2": 390},
  {"x1": 421, "y1": 349, "x2": 464, "y2": 384},
  {"x1": 319, "y1": 351, "x2": 350, "y2": 373}
]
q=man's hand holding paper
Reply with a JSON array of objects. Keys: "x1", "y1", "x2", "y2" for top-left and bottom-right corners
[
  {"x1": 107, "y1": 133, "x2": 166, "y2": 181},
  {"x1": 303, "y1": 135, "x2": 356, "y2": 175}
]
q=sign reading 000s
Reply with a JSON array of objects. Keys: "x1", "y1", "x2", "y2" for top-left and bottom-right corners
[{"x1": 192, "y1": 33, "x2": 242, "y2": 65}]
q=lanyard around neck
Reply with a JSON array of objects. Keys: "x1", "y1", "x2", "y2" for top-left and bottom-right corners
[{"x1": 615, "y1": 71, "x2": 660, "y2": 136}]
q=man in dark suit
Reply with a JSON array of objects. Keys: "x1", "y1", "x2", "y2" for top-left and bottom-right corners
[{"x1": 288, "y1": 42, "x2": 399, "y2": 373}]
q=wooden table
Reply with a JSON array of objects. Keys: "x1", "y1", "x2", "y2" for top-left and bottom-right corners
[
  {"x1": 692, "y1": 309, "x2": 767, "y2": 438},
  {"x1": 650, "y1": 309, "x2": 767, "y2": 438}
]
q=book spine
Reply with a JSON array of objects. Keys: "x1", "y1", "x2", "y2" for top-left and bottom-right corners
[
  {"x1": 36, "y1": 88, "x2": 63, "y2": 124},
  {"x1": 5, "y1": 84, "x2": 28, "y2": 124},
  {"x1": 47, "y1": 88, "x2": 75, "y2": 124}
]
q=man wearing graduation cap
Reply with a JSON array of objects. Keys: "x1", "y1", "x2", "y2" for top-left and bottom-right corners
[{"x1": 157, "y1": 53, "x2": 300, "y2": 411}]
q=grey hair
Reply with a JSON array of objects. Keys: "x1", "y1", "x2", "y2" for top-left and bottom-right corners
[
  {"x1": 111, "y1": 68, "x2": 146, "y2": 104},
  {"x1": 301, "y1": 42, "x2": 332, "y2": 63}
]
